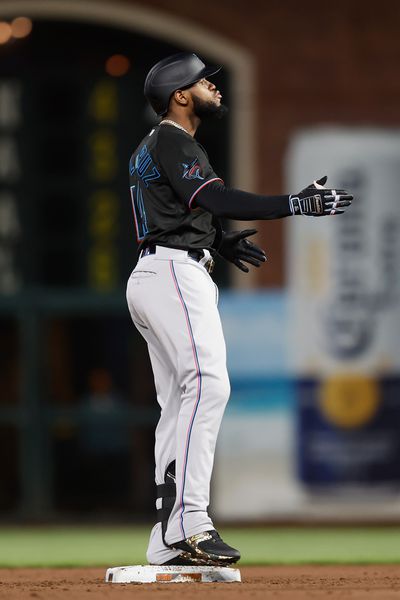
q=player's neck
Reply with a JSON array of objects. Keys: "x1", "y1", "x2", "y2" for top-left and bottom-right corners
[{"x1": 163, "y1": 112, "x2": 200, "y2": 137}]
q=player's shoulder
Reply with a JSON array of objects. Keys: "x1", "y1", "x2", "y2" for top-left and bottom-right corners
[
  {"x1": 142, "y1": 125, "x2": 162, "y2": 147},
  {"x1": 129, "y1": 127, "x2": 161, "y2": 173},
  {"x1": 130, "y1": 127, "x2": 157, "y2": 154}
]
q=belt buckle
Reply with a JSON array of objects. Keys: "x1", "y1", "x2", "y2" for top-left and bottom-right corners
[{"x1": 204, "y1": 257, "x2": 215, "y2": 274}]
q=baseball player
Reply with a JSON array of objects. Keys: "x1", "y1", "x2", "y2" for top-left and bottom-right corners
[{"x1": 126, "y1": 52, "x2": 353, "y2": 567}]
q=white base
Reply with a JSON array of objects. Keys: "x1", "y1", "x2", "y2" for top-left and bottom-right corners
[{"x1": 105, "y1": 564, "x2": 241, "y2": 584}]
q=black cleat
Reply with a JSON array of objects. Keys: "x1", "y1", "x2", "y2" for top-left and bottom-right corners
[{"x1": 168, "y1": 530, "x2": 240, "y2": 566}]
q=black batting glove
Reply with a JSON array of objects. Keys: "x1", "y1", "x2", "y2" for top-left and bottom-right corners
[
  {"x1": 289, "y1": 175, "x2": 353, "y2": 216},
  {"x1": 218, "y1": 229, "x2": 267, "y2": 273}
]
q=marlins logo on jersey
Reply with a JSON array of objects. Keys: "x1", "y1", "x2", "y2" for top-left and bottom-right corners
[{"x1": 182, "y1": 158, "x2": 204, "y2": 180}]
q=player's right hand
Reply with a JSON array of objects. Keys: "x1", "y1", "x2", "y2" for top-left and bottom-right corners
[
  {"x1": 289, "y1": 175, "x2": 353, "y2": 216},
  {"x1": 218, "y1": 229, "x2": 267, "y2": 273}
]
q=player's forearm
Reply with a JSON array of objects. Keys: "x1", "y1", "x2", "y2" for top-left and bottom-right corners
[{"x1": 195, "y1": 182, "x2": 292, "y2": 220}]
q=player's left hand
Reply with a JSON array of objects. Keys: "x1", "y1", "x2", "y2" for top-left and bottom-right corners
[
  {"x1": 218, "y1": 229, "x2": 267, "y2": 273},
  {"x1": 289, "y1": 175, "x2": 353, "y2": 216}
]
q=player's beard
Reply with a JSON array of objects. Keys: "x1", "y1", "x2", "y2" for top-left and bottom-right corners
[{"x1": 192, "y1": 94, "x2": 228, "y2": 120}]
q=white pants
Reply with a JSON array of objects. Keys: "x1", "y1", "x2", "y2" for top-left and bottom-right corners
[{"x1": 126, "y1": 246, "x2": 230, "y2": 565}]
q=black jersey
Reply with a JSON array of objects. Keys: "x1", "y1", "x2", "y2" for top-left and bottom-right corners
[{"x1": 128, "y1": 123, "x2": 222, "y2": 251}]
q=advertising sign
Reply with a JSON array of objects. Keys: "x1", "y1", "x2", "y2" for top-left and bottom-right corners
[{"x1": 286, "y1": 129, "x2": 400, "y2": 488}]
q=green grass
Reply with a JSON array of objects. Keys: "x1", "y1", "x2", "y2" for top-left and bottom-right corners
[{"x1": 0, "y1": 526, "x2": 400, "y2": 567}]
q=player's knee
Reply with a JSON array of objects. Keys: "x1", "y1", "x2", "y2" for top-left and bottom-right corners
[{"x1": 183, "y1": 368, "x2": 230, "y2": 406}]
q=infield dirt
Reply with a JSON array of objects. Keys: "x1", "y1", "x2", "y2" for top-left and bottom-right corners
[{"x1": 1, "y1": 566, "x2": 400, "y2": 599}]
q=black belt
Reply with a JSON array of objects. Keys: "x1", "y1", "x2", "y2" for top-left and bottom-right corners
[
  {"x1": 141, "y1": 245, "x2": 214, "y2": 273},
  {"x1": 142, "y1": 245, "x2": 203, "y2": 261}
]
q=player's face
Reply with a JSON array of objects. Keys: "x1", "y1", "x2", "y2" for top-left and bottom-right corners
[
  {"x1": 190, "y1": 78, "x2": 227, "y2": 119},
  {"x1": 193, "y1": 78, "x2": 222, "y2": 105}
]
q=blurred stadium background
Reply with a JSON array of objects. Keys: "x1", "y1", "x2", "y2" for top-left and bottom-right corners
[{"x1": 0, "y1": 0, "x2": 400, "y2": 559}]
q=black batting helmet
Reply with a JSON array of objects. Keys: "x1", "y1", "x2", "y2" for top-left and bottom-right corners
[{"x1": 144, "y1": 52, "x2": 221, "y2": 116}]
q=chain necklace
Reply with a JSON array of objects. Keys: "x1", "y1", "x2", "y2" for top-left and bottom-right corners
[{"x1": 160, "y1": 119, "x2": 191, "y2": 136}]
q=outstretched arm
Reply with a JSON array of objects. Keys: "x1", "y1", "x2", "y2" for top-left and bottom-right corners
[
  {"x1": 195, "y1": 176, "x2": 353, "y2": 219},
  {"x1": 195, "y1": 182, "x2": 292, "y2": 219}
]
